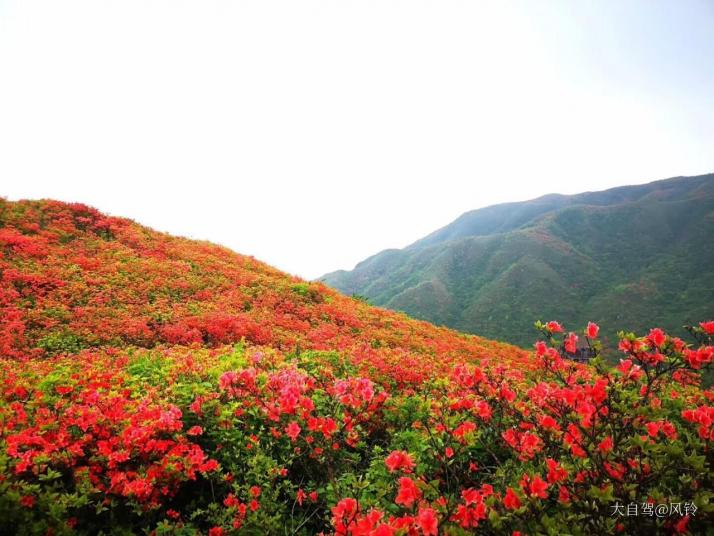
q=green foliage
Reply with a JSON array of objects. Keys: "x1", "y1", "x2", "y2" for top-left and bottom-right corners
[
  {"x1": 291, "y1": 283, "x2": 323, "y2": 303},
  {"x1": 36, "y1": 330, "x2": 87, "y2": 355}
]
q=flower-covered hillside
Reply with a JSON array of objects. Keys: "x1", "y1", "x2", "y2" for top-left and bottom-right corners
[
  {"x1": 1, "y1": 199, "x2": 713, "y2": 535},
  {"x1": 0, "y1": 199, "x2": 528, "y2": 376}
]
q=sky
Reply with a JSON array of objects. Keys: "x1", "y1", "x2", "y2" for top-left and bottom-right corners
[{"x1": 1, "y1": 1, "x2": 713, "y2": 279}]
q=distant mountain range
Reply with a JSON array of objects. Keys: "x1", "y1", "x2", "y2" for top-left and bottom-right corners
[{"x1": 321, "y1": 173, "x2": 714, "y2": 348}]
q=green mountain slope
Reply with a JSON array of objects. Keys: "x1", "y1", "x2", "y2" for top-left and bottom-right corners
[{"x1": 321, "y1": 174, "x2": 714, "y2": 348}]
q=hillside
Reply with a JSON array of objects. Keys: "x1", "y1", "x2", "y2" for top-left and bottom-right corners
[
  {"x1": 321, "y1": 174, "x2": 714, "y2": 348},
  {"x1": 0, "y1": 198, "x2": 525, "y2": 373},
  {"x1": 1, "y1": 199, "x2": 713, "y2": 535}
]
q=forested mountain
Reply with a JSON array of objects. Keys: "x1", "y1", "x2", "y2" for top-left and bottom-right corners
[{"x1": 321, "y1": 174, "x2": 714, "y2": 347}]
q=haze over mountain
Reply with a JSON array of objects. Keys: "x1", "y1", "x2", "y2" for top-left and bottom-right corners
[{"x1": 321, "y1": 174, "x2": 714, "y2": 348}]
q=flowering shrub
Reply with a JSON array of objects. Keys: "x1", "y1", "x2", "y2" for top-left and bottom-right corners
[
  {"x1": 2, "y1": 324, "x2": 713, "y2": 534},
  {"x1": 1, "y1": 200, "x2": 713, "y2": 534}
]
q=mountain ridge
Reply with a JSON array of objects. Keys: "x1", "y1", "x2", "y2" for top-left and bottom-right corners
[
  {"x1": 321, "y1": 173, "x2": 714, "y2": 347},
  {"x1": 409, "y1": 173, "x2": 714, "y2": 249}
]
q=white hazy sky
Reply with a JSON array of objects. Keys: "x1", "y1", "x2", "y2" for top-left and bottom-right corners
[{"x1": 1, "y1": 1, "x2": 713, "y2": 279}]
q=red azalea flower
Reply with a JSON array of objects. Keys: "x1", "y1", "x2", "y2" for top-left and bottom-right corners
[
  {"x1": 700, "y1": 321, "x2": 714, "y2": 335},
  {"x1": 416, "y1": 507, "x2": 438, "y2": 536},
  {"x1": 285, "y1": 421, "x2": 301, "y2": 442},
  {"x1": 539, "y1": 415, "x2": 559, "y2": 431},
  {"x1": 332, "y1": 497, "x2": 359, "y2": 532},
  {"x1": 564, "y1": 333, "x2": 578, "y2": 354},
  {"x1": 372, "y1": 525, "x2": 395, "y2": 536},
  {"x1": 648, "y1": 328, "x2": 666, "y2": 348},
  {"x1": 546, "y1": 321, "x2": 564, "y2": 333},
  {"x1": 503, "y1": 487, "x2": 521, "y2": 510},
  {"x1": 685, "y1": 347, "x2": 714, "y2": 369},
  {"x1": 453, "y1": 421, "x2": 477, "y2": 439},
  {"x1": 395, "y1": 477, "x2": 421, "y2": 508},
  {"x1": 521, "y1": 474, "x2": 549, "y2": 499},
  {"x1": 546, "y1": 458, "x2": 568, "y2": 483},
  {"x1": 384, "y1": 450, "x2": 415, "y2": 473},
  {"x1": 674, "y1": 515, "x2": 691, "y2": 534},
  {"x1": 645, "y1": 421, "x2": 661, "y2": 437},
  {"x1": 558, "y1": 486, "x2": 571, "y2": 504},
  {"x1": 598, "y1": 436, "x2": 613, "y2": 453},
  {"x1": 530, "y1": 476, "x2": 549, "y2": 498},
  {"x1": 616, "y1": 359, "x2": 643, "y2": 380},
  {"x1": 296, "y1": 489, "x2": 306, "y2": 506},
  {"x1": 586, "y1": 322, "x2": 599, "y2": 338}
]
